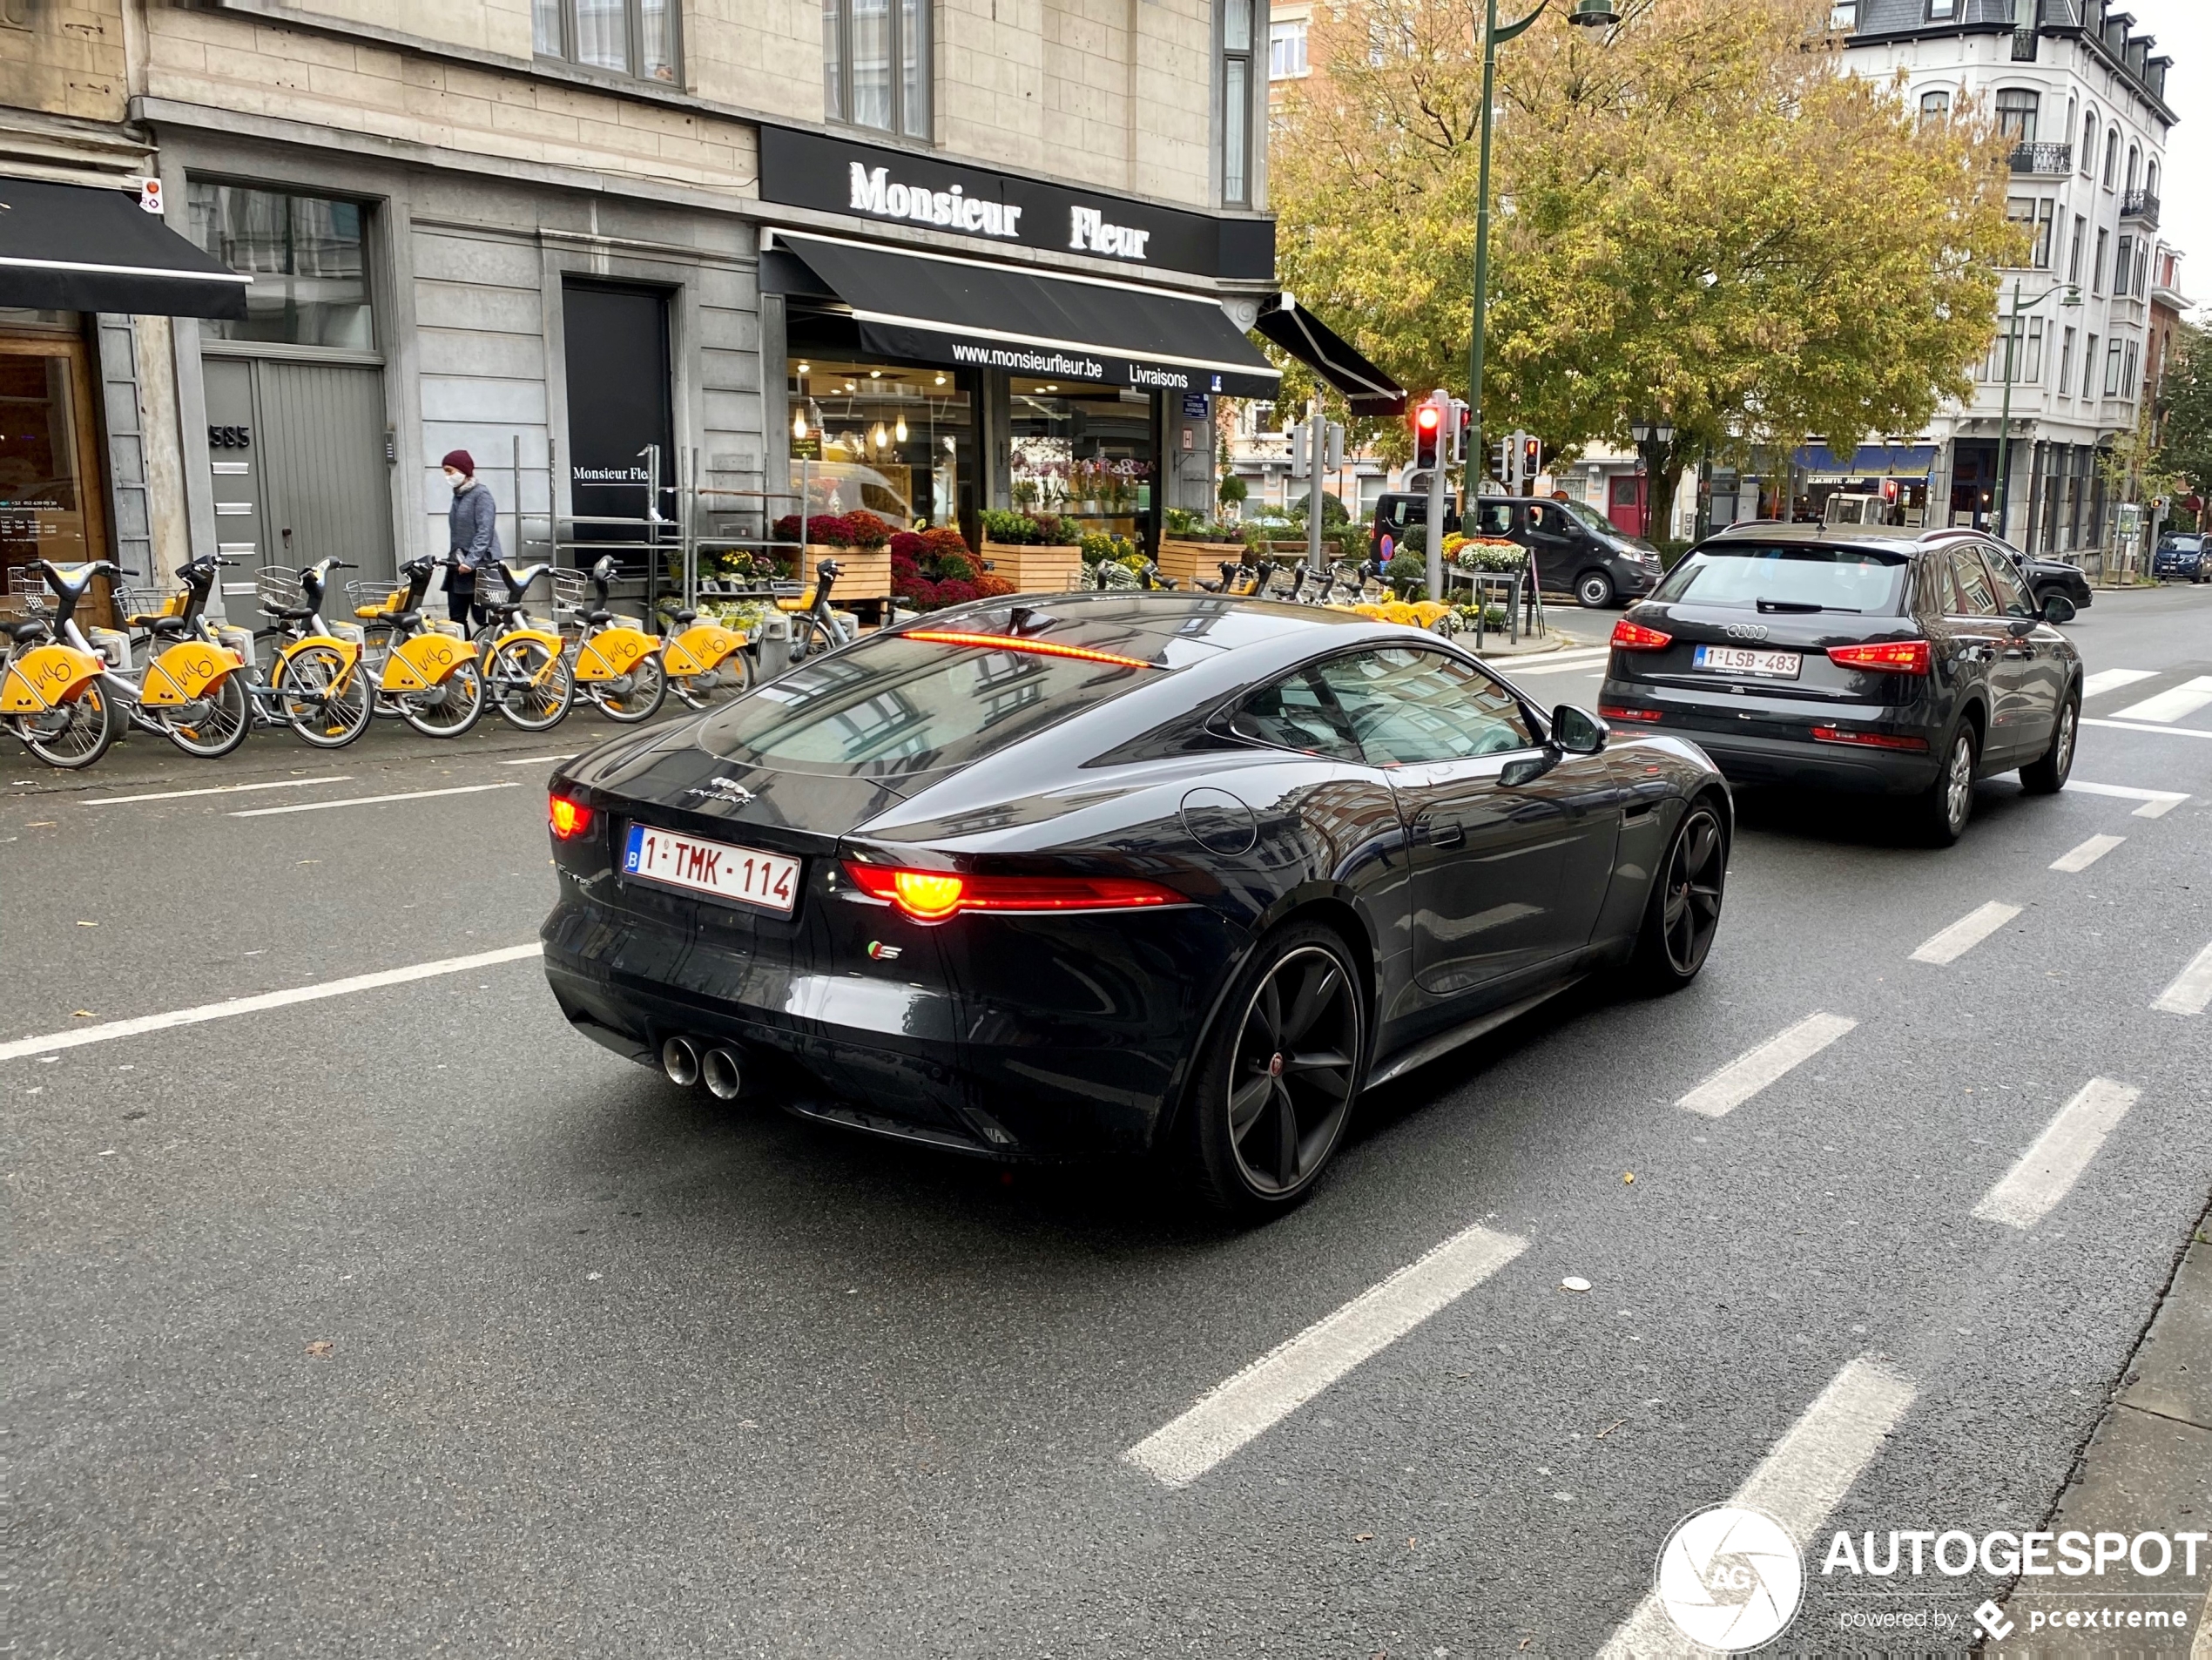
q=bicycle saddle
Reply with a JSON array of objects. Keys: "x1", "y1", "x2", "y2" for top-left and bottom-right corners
[
  {"x1": 669, "y1": 608, "x2": 698, "y2": 625},
  {"x1": 583, "y1": 608, "x2": 613, "y2": 626},
  {"x1": 6, "y1": 617, "x2": 50, "y2": 642},
  {"x1": 132, "y1": 615, "x2": 193, "y2": 638}
]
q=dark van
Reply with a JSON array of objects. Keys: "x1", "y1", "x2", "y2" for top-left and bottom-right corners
[{"x1": 1372, "y1": 493, "x2": 1664, "y2": 607}]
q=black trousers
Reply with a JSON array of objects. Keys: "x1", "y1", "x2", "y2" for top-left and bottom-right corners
[{"x1": 447, "y1": 577, "x2": 486, "y2": 631}]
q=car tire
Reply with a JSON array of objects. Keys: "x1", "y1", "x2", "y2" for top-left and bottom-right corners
[
  {"x1": 1575, "y1": 570, "x2": 1615, "y2": 609},
  {"x1": 1912, "y1": 720, "x2": 1979, "y2": 847},
  {"x1": 1631, "y1": 799, "x2": 1728, "y2": 991},
  {"x1": 1182, "y1": 921, "x2": 1369, "y2": 1222},
  {"x1": 2020, "y1": 690, "x2": 2079, "y2": 795}
]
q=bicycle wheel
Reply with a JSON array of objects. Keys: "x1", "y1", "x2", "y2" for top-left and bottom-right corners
[
  {"x1": 13, "y1": 685, "x2": 118, "y2": 770},
  {"x1": 273, "y1": 644, "x2": 373, "y2": 749},
  {"x1": 487, "y1": 637, "x2": 575, "y2": 731},
  {"x1": 670, "y1": 648, "x2": 749, "y2": 711},
  {"x1": 591, "y1": 651, "x2": 666, "y2": 724},
  {"x1": 158, "y1": 669, "x2": 251, "y2": 759},
  {"x1": 398, "y1": 658, "x2": 486, "y2": 738}
]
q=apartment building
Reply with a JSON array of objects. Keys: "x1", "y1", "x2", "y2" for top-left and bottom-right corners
[
  {"x1": 3, "y1": 0, "x2": 1406, "y2": 604},
  {"x1": 1840, "y1": 0, "x2": 2180, "y2": 557}
]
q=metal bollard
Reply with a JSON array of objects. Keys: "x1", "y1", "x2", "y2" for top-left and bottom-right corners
[{"x1": 756, "y1": 608, "x2": 794, "y2": 679}]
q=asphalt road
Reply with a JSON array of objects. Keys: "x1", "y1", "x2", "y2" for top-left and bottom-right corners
[{"x1": 9, "y1": 585, "x2": 2210, "y2": 1657}]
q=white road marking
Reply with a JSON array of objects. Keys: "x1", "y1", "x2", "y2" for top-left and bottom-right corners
[
  {"x1": 1909, "y1": 901, "x2": 2023, "y2": 966},
  {"x1": 83, "y1": 774, "x2": 352, "y2": 806},
  {"x1": 2114, "y1": 675, "x2": 2212, "y2": 724},
  {"x1": 2081, "y1": 668, "x2": 2158, "y2": 698},
  {"x1": 2152, "y1": 943, "x2": 2212, "y2": 1017},
  {"x1": 1973, "y1": 1078, "x2": 2141, "y2": 1229},
  {"x1": 1496, "y1": 648, "x2": 1614, "y2": 677},
  {"x1": 1675, "y1": 1013, "x2": 1858, "y2": 1118},
  {"x1": 1597, "y1": 1356, "x2": 1918, "y2": 1659},
  {"x1": 2067, "y1": 780, "x2": 2190, "y2": 818},
  {"x1": 230, "y1": 781, "x2": 523, "y2": 817},
  {"x1": 1122, "y1": 1223, "x2": 1527, "y2": 1488},
  {"x1": 0, "y1": 942, "x2": 543, "y2": 1063},
  {"x1": 500, "y1": 752, "x2": 577, "y2": 766},
  {"x1": 2082, "y1": 718, "x2": 2212, "y2": 741},
  {"x1": 2049, "y1": 833, "x2": 2125, "y2": 873}
]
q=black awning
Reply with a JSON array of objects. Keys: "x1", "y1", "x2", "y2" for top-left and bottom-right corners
[
  {"x1": 765, "y1": 232, "x2": 1280, "y2": 400},
  {"x1": 1254, "y1": 295, "x2": 1406, "y2": 417},
  {"x1": 0, "y1": 176, "x2": 250, "y2": 320}
]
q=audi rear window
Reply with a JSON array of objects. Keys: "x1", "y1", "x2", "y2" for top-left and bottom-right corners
[{"x1": 1652, "y1": 543, "x2": 1910, "y2": 614}]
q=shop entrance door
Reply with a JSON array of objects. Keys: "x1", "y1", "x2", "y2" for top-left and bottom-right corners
[
  {"x1": 202, "y1": 355, "x2": 393, "y2": 608},
  {"x1": 1607, "y1": 475, "x2": 1648, "y2": 537},
  {"x1": 1, "y1": 323, "x2": 108, "y2": 612},
  {"x1": 561, "y1": 283, "x2": 673, "y2": 553}
]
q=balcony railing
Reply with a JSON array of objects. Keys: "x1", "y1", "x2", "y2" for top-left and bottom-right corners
[
  {"x1": 2122, "y1": 190, "x2": 2160, "y2": 227},
  {"x1": 2010, "y1": 142, "x2": 2074, "y2": 176}
]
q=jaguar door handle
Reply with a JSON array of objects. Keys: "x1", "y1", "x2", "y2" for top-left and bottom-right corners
[{"x1": 1430, "y1": 819, "x2": 1465, "y2": 849}]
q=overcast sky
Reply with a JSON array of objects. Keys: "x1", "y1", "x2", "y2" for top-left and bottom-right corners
[{"x1": 2121, "y1": 0, "x2": 2207, "y2": 318}]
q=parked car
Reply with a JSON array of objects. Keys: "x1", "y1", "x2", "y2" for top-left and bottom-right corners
[
  {"x1": 543, "y1": 593, "x2": 1732, "y2": 1217},
  {"x1": 1370, "y1": 492, "x2": 1662, "y2": 607},
  {"x1": 2153, "y1": 532, "x2": 2206, "y2": 583},
  {"x1": 1598, "y1": 522, "x2": 2081, "y2": 847},
  {"x1": 1979, "y1": 533, "x2": 2094, "y2": 614}
]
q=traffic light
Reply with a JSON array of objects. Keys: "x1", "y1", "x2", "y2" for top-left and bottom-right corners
[
  {"x1": 1290, "y1": 423, "x2": 1310, "y2": 478},
  {"x1": 1521, "y1": 435, "x2": 1543, "y2": 483},
  {"x1": 1880, "y1": 477, "x2": 1901, "y2": 504},
  {"x1": 1413, "y1": 402, "x2": 1443, "y2": 472},
  {"x1": 1446, "y1": 398, "x2": 1471, "y2": 464}
]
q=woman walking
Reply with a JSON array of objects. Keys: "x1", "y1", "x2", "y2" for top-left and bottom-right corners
[{"x1": 442, "y1": 449, "x2": 500, "y2": 630}]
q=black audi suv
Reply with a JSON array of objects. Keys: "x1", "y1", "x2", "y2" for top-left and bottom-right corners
[
  {"x1": 543, "y1": 593, "x2": 1731, "y2": 1216},
  {"x1": 1598, "y1": 523, "x2": 2082, "y2": 845}
]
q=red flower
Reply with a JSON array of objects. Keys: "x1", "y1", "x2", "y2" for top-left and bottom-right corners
[
  {"x1": 931, "y1": 578, "x2": 979, "y2": 607},
  {"x1": 972, "y1": 574, "x2": 1017, "y2": 598}
]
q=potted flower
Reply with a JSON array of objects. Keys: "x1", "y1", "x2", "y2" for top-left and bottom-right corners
[
  {"x1": 1157, "y1": 507, "x2": 1251, "y2": 587},
  {"x1": 772, "y1": 509, "x2": 894, "y2": 599},
  {"x1": 977, "y1": 509, "x2": 1082, "y2": 591}
]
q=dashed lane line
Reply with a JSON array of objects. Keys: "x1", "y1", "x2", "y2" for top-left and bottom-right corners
[
  {"x1": 230, "y1": 781, "x2": 523, "y2": 817},
  {"x1": 500, "y1": 752, "x2": 577, "y2": 766},
  {"x1": 2152, "y1": 943, "x2": 2212, "y2": 1017},
  {"x1": 2081, "y1": 669, "x2": 2159, "y2": 698},
  {"x1": 2081, "y1": 718, "x2": 2212, "y2": 741},
  {"x1": 2067, "y1": 781, "x2": 2191, "y2": 818},
  {"x1": 2113, "y1": 675, "x2": 2212, "y2": 725},
  {"x1": 1973, "y1": 1078, "x2": 2142, "y2": 1230},
  {"x1": 1909, "y1": 901, "x2": 2022, "y2": 967},
  {"x1": 1596, "y1": 1355, "x2": 1919, "y2": 1659},
  {"x1": 2049, "y1": 833, "x2": 2126, "y2": 873},
  {"x1": 1674, "y1": 1013, "x2": 1858, "y2": 1118},
  {"x1": 0, "y1": 942, "x2": 543, "y2": 1063},
  {"x1": 82, "y1": 775, "x2": 353, "y2": 806},
  {"x1": 1121, "y1": 1223, "x2": 1527, "y2": 1489}
]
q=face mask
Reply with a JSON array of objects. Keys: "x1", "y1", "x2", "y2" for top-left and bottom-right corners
[{"x1": 444, "y1": 470, "x2": 462, "y2": 486}]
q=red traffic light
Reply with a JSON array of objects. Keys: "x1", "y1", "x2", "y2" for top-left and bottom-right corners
[{"x1": 1415, "y1": 406, "x2": 1441, "y2": 433}]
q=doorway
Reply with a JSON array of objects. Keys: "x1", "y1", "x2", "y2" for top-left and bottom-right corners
[
  {"x1": 561, "y1": 282, "x2": 674, "y2": 555},
  {"x1": 1, "y1": 319, "x2": 108, "y2": 611},
  {"x1": 1607, "y1": 474, "x2": 1649, "y2": 538}
]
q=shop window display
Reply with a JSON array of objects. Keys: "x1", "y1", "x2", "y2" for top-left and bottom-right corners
[
  {"x1": 1, "y1": 327, "x2": 103, "y2": 603},
  {"x1": 789, "y1": 358, "x2": 973, "y2": 535},
  {"x1": 1007, "y1": 377, "x2": 1154, "y2": 545}
]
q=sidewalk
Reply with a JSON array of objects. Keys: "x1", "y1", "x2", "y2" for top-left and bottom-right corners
[{"x1": 1987, "y1": 1197, "x2": 2212, "y2": 1657}]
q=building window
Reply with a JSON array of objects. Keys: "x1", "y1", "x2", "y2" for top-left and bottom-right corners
[
  {"x1": 2082, "y1": 334, "x2": 2099, "y2": 399},
  {"x1": 1995, "y1": 90, "x2": 2039, "y2": 146},
  {"x1": 2058, "y1": 326, "x2": 2076, "y2": 395},
  {"x1": 185, "y1": 181, "x2": 373, "y2": 350},
  {"x1": 2067, "y1": 215, "x2": 2085, "y2": 283},
  {"x1": 1828, "y1": 2, "x2": 1855, "y2": 28},
  {"x1": 1269, "y1": 19, "x2": 1308, "y2": 80},
  {"x1": 1223, "y1": 0, "x2": 1255, "y2": 206},
  {"x1": 1926, "y1": 0, "x2": 1957, "y2": 17},
  {"x1": 2103, "y1": 339, "x2": 2124, "y2": 397},
  {"x1": 823, "y1": 0, "x2": 929, "y2": 141},
  {"x1": 533, "y1": 0, "x2": 678, "y2": 84},
  {"x1": 2006, "y1": 198, "x2": 2054, "y2": 269},
  {"x1": 2123, "y1": 338, "x2": 2140, "y2": 392},
  {"x1": 1919, "y1": 90, "x2": 1952, "y2": 123},
  {"x1": 2020, "y1": 316, "x2": 2044, "y2": 384},
  {"x1": 2125, "y1": 144, "x2": 2140, "y2": 194},
  {"x1": 2093, "y1": 227, "x2": 2108, "y2": 294},
  {"x1": 2134, "y1": 242, "x2": 2150, "y2": 298},
  {"x1": 2116, "y1": 233, "x2": 2134, "y2": 293},
  {"x1": 2103, "y1": 125, "x2": 2120, "y2": 187},
  {"x1": 2080, "y1": 109, "x2": 2098, "y2": 177}
]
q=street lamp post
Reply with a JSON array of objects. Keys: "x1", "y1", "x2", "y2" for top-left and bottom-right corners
[
  {"x1": 1465, "y1": 0, "x2": 1616, "y2": 506},
  {"x1": 1630, "y1": 416, "x2": 1674, "y2": 538},
  {"x1": 1991, "y1": 278, "x2": 2080, "y2": 541}
]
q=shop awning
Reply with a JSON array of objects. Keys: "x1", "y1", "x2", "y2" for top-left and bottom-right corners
[
  {"x1": 1794, "y1": 443, "x2": 1938, "y2": 477},
  {"x1": 764, "y1": 231, "x2": 1280, "y2": 399},
  {"x1": 1252, "y1": 295, "x2": 1406, "y2": 417},
  {"x1": 0, "y1": 176, "x2": 250, "y2": 319}
]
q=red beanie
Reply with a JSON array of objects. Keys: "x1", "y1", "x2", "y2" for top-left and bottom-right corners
[{"x1": 441, "y1": 449, "x2": 475, "y2": 476}]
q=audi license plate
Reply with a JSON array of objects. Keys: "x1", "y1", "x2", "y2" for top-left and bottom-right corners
[
  {"x1": 1693, "y1": 644, "x2": 1802, "y2": 679},
  {"x1": 624, "y1": 823, "x2": 799, "y2": 915}
]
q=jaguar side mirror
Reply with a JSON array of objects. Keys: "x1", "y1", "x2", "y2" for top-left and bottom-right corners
[
  {"x1": 2040, "y1": 594, "x2": 2076, "y2": 625},
  {"x1": 1551, "y1": 704, "x2": 1608, "y2": 757}
]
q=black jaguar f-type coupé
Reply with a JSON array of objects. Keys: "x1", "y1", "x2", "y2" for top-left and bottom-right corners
[{"x1": 542, "y1": 593, "x2": 1730, "y2": 1217}]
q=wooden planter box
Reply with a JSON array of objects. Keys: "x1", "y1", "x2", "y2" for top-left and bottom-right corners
[
  {"x1": 805, "y1": 544, "x2": 892, "y2": 600},
  {"x1": 980, "y1": 539, "x2": 1082, "y2": 593},
  {"x1": 1156, "y1": 536, "x2": 1249, "y2": 589}
]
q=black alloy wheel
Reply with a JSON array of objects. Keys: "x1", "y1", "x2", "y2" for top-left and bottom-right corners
[
  {"x1": 1575, "y1": 570, "x2": 1616, "y2": 609},
  {"x1": 1915, "y1": 721, "x2": 1979, "y2": 847},
  {"x1": 1185, "y1": 923, "x2": 1367, "y2": 1218},
  {"x1": 1634, "y1": 801, "x2": 1727, "y2": 989},
  {"x1": 2020, "y1": 692, "x2": 2079, "y2": 795}
]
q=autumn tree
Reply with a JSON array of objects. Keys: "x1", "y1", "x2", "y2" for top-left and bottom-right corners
[
  {"x1": 1269, "y1": 0, "x2": 2024, "y2": 521},
  {"x1": 2156, "y1": 327, "x2": 2212, "y2": 529}
]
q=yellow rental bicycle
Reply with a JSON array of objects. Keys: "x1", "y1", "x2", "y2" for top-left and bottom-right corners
[
  {"x1": 350, "y1": 554, "x2": 487, "y2": 738},
  {"x1": 473, "y1": 558, "x2": 575, "y2": 732},
  {"x1": 657, "y1": 595, "x2": 750, "y2": 711},
  {"x1": 556, "y1": 556, "x2": 665, "y2": 724}
]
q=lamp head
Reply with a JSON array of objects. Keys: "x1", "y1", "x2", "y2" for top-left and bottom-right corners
[{"x1": 1566, "y1": 0, "x2": 1621, "y2": 24}]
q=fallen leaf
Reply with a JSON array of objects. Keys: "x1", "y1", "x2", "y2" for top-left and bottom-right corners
[
  {"x1": 27, "y1": 820, "x2": 55, "y2": 827},
  {"x1": 75, "y1": 920, "x2": 98, "y2": 928},
  {"x1": 1595, "y1": 1419, "x2": 1626, "y2": 1440},
  {"x1": 1407, "y1": 1536, "x2": 1417, "y2": 1550},
  {"x1": 304, "y1": 1340, "x2": 334, "y2": 1357},
  {"x1": 1622, "y1": 1171, "x2": 1635, "y2": 1184},
  {"x1": 1354, "y1": 1532, "x2": 1374, "y2": 1542},
  {"x1": 1519, "y1": 1640, "x2": 1532, "y2": 1652},
  {"x1": 71, "y1": 1010, "x2": 97, "y2": 1019},
  {"x1": 298, "y1": 859, "x2": 320, "y2": 866}
]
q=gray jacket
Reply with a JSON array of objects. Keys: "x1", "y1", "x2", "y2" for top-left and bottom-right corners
[{"x1": 448, "y1": 479, "x2": 502, "y2": 579}]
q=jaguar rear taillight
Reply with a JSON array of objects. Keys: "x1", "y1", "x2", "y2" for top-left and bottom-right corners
[
  {"x1": 1826, "y1": 639, "x2": 1931, "y2": 676},
  {"x1": 842, "y1": 861, "x2": 1184, "y2": 921},
  {"x1": 549, "y1": 793, "x2": 594, "y2": 840},
  {"x1": 1610, "y1": 619, "x2": 1673, "y2": 651}
]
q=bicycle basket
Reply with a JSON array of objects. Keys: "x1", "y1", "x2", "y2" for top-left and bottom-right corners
[
  {"x1": 550, "y1": 570, "x2": 589, "y2": 611},
  {"x1": 114, "y1": 587, "x2": 172, "y2": 624},
  {"x1": 7, "y1": 563, "x2": 48, "y2": 609},
  {"x1": 254, "y1": 567, "x2": 306, "y2": 615},
  {"x1": 347, "y1": 579, "x2": 407, "y2": 619}
]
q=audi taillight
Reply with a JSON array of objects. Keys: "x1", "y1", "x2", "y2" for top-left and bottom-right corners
[
  {"x1": 1611, "y1": 619, "x2": 1673, "y2": 651},
  {"x1": 842, "y1": 861, "x2": 1184, "y2": 922},
  {"x1": 1826, "y1": 639, "x2": 1931, "y2": 676},
  {"x1": 1810, "y1": 726, "x2": 1931, "y2": 752},
  {"x1": 549, "y1": 793, "x2": 594, "y2": 840},
  {"x1": 1600, "y1": 704, "x2": 1663, "y2": 723}
]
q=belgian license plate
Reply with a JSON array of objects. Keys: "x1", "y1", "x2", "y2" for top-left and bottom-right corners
[
  {"x1": 623, "y1": 823, "x2": 799, "y2": 915},
  {"x1": 1693, "y1": 644, "x2": 1802, "y2": 679}
]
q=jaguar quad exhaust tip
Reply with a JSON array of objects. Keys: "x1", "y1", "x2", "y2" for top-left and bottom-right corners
[
  {"x1": 660, "y1": 1035, "x2": 701, "y2": 1088},
  {"x1": 700, "y1": 1047, "x2": 744, "y2": 1102}
]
